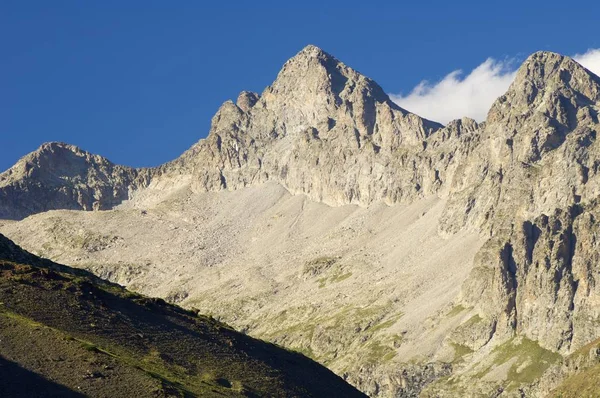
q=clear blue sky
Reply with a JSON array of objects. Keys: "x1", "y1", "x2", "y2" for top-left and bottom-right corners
[{"x1": 2, "y1": 1, "x2": 600, "y2": 172}]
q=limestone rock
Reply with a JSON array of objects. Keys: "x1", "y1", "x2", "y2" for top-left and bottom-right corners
[
  {"x1": 236, "y1": 91, "x2": 260, "y2": 112},
  {"x1": 0, "y1": 142, "x2": 150, "y2": 220}
]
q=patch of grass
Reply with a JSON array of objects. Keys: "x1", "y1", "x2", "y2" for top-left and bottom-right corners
[
  {"x1": 2, "y1": 310, "x2": 44, "y2": 328},
  {"x1": 265, "y1": 319, "x2": 317, "y2": 346},
  {"x1": 568, "y1": 336, "x2": 600, "y2": 359},
  {"x1": 317, "y1": 271, "x2": 353, "y2": 288},
  {"x1": 317, "y1": 277, "x2": 328, "y2": 288},
  {"x1": 80, "y1": 342, "x2": 100, "y2": 352},
  {"x1": 474, "y1": 337, "x2": 562, "y2": 391},
  {"x1": 551, "y1": 363, "x2": 600, "y2": 397},
  {"x1": 262, "y1": 303, "x2": 398, "y2": 365},
  {"x1": 364, "y1": 341, "x2": 397, "y2": 364},
  {"x1": 291, "y1": 345, "x2": 316, "y2": 359},
  {"x1": 389, "y1": 334, "x2": 404, "y2": 348},
  {"x1": 451, "y1": 342, "x2": 474, "y2": 363},
  {"x1": 462, "y1": 314, "x2": 483, "y2": 327},
  {"x1": 331, "y1": 272, "x2": 352, "y2": 283},
  {"x1": 447, "y1": 304, "x2": 468, "y2": 317},
  {"x1": 369, "y1": 313, "x2": 404, "y2": 333}
]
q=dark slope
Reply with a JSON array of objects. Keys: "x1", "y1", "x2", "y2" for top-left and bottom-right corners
[{"x1": 0, "y1": 234, "x2": 365, "y2": 398}]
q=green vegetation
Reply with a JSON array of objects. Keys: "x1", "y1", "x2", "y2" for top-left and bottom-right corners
[
  {"x1": 389, "y1": 333, "x2": 404, "y2": 348},
  {"x1": 472, "y1": 337, "x2": 561, "y2": 391},
  {"x1": 262, "y1": 303, "x2": 403, "y2": 367},
  {"x1": 462, "y1": 314, "x2": 483, "y2": 327},
  {"x1": 317, "y1": 270, "x2": 353, "y2": 288},
  {"x1": 450, "y1": 342, "x2": 474, "y2": 363},
  {"x1": 0, "y1": 253, "x2": 366, "y2": 398},
  {"x1": 331, "y1": 272, "x2": 352, "y2": 283},
  {"x1": 302, "y1": 255, "x2": 354, "y2": 288},
  {"x1": 364, "y1": 340, "x2": 397, "y2": 363},
  {"x1": 369, "y1": 313, "x2": 404, "y2": 333},
  {"x1": 551, "y1": 363, "x2": 600, "y2": 397},
  {"x1": 317, "y1": 276, "x2": 328, "y2": 288},
  {"x1": 447, "y1": 304, "x2": 468, "y2": 317},
  {"x1": 549, "y1": 337, "x2": 600, "y2": 397}
]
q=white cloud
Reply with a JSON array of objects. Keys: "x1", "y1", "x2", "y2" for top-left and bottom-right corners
[
  {"x1": 574, "y1": 49, "x2": 600, "y2": 77},
  {"x1": 391, "y1": 49, "x2": 600, "y2": 125}
]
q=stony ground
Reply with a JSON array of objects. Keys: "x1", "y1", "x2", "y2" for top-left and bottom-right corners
[{"x1": 0, "y1": 182, "x2": 484, "y2": 396}]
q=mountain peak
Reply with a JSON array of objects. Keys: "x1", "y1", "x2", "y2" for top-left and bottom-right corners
[
  {"x1": 277, "y1": 44, "x2": 343, "y2": 78},
  {"x1": 488, "y1": 50, "x2": 600, "y2": 125},
  {"x1": 295, "y1": 44, "x2": 330, "y2": 58},
  {"x1": 514, "y1": 50, "x2": 600, "y2": 99},
  {"x1": 0, "y1": 141, "x2": 143, "y2": 220},
  {"x1": 526, "y1": 50, "x2": 564, "y2": 62}
]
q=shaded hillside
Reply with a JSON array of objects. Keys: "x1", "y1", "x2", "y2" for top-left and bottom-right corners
[{"x1": 0, "y1": 234, "x2": 365, "y2": 398}]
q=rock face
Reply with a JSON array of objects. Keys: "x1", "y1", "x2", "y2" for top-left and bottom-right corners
[
  {"x1": 447, "y1": 52, "x2": 600, "y2": 350},
  {"x1": 0, "y1": 142, "x2": 150, "y2": 220},
  {"x1": 440, "y1": 51, "x2": 600, "y2": 234},
  {"x1": 2, "y1": 46, "x2": 600, "y2": 397},
  {"x1": 165, "y1": 44, "x2": 449, "y2": 207}
]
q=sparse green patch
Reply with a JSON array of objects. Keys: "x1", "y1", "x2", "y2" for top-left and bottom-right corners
[
  {"x1": 291, "y1": 345, "x2": 316, "y2": 359},
  {"x1": 551, "y1": 363, "x2": 600, "y2": 397},
  {"x1": 369, "y1": 313, "x2": 404, "y2": 333},
  {"x1": 303, "y1": 256, "x2": 355, "y2": 288},
  {"x1": 317, "y1": 276, "x2": 328, "y2": 288},
  {"x1": 447, "y1": 304, "x2": 468, "y2": 317},
  {"x1": 364, "y1": 340, "x2": 397, "y2": 364},
  {"x1": 331, "y1": 272, "x2": 352, "y2": 283},
  {"x1": 2, "y1": 309, "x2": 45, "y2": 328},
  {"x1": 451, "y1": 342, "x2": 474, "y2": 362},
  {"x1": 569, "y1": 336, "x2": 600, "y2": 359},
  {"x1": 462, "y1": 314, "x2": 483, "y2": 327},
  {"x1": 80, "y1": 341, "x2": 100, "y2": 352},
  {"x1": 317, "y1": 270, "x2": 353, "y2": 288},
  {"x1": 261, "y1": 302, "x2": 403, "y2": 371},
  {"x1": 473, "y1": 337, "x2": 562, "y2": 391},
  {"x1": 389, "y1": 333, "x2": 404, "y2": 348}
]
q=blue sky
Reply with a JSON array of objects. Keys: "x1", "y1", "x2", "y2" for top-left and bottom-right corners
[{"x1": 2, "y1": 1, "x2": 600, "y2": 172}]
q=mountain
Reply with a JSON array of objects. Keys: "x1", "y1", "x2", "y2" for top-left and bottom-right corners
[
  {"x1": 0, "y1": 142, "x2": 150, "y2": 220},
  {"x1": 1, "y1": 45, "x2": 447, "y2": 219},
  {"x1": 0, "y1": 233, "x2": 365, "y2": 397},
  {"x1": 2, "y1": 46, "x2": 600, "y2": 397}
]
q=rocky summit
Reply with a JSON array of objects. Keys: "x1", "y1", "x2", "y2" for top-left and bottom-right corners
[{"x1": 2, "y1": 45, "x2": 600, "y2": 397}]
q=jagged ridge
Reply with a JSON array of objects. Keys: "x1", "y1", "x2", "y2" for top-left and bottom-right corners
[{"x1": 3, "y1": 46, "x2": 600, "y2": 397}]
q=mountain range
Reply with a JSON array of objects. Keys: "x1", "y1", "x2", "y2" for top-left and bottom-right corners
[{"x1": 2, "y1": 45, "x2": 600, "y2": 397}]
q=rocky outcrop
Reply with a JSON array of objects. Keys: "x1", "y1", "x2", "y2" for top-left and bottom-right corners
[
  {"x1": 450, "y1": 52, "x2": 600, "y2": 351},
  {"x1": 0, "y1": 142, "x2": 150, "y2": 220},
  {"x1": 431, "y1": 53, "x2": 600, "y2": 396},
  {"x1": 440, "y1": 51, "x2": 600, "y2": 234},
  {"x1": 167, "y1": 45, "x2": 451, "y2": 207}
]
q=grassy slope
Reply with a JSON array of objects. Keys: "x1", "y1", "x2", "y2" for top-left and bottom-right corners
[
  {"x1": 549, "y1": 337, "x2": 600, "y2": 398},
  {"x1": 0, "y1": 234, "x2": 365, "y2": 398},
  {"x1": 550, "y1": 364, "x2": 600, "y2": 398}
]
